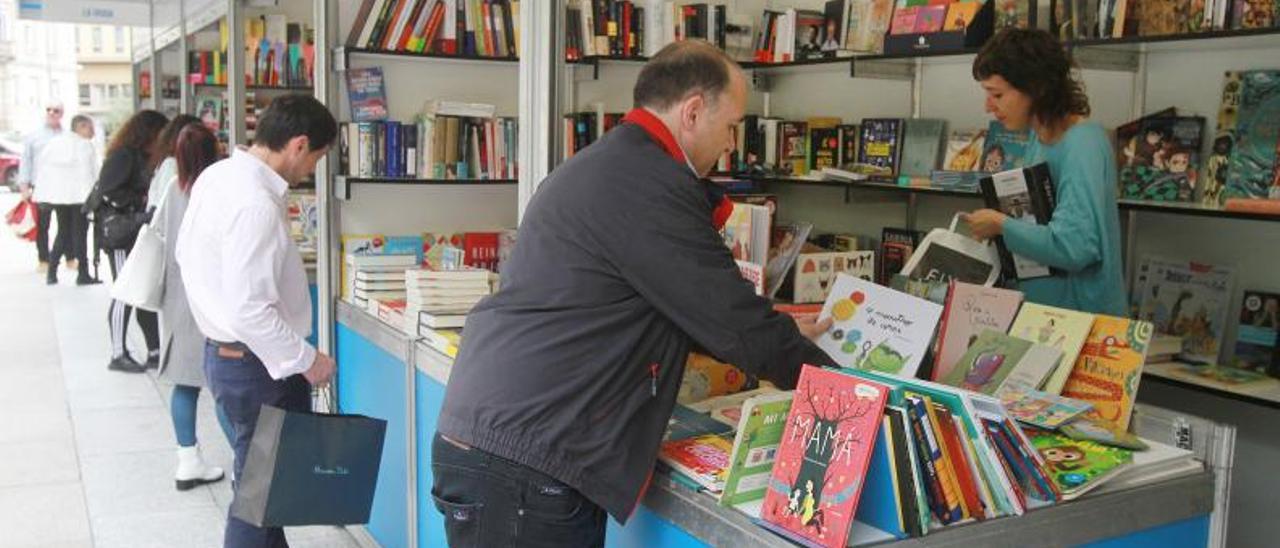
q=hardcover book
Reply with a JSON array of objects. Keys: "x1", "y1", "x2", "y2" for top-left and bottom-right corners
[
  {"x1": 1232, "y1": 290, "x2": 1280, "y2": 376},
  {"x1": 1007, "y1": 302, "x2": 1096, "y2": 394},
  {"x1": 996, "y1": 382, "x2": 1093, "y2": 430},
  {"x1": 1118, "y1": 116, "x2": 1204, "y2": 202},
  {"x1": 981, "y1": 120, "x2": 1031, "y2": 173},
  {"x1": 890, "y1": 7, "x2": 922, "y2": 34},
  {"x1": 817, "y1": 274, "x2": 944, "y2": 378},
  {"x1": 720, "y1": 392, "x2": 795, "y2": 506},
  {"x1": 858, "y1": 119, "x2": 905, "y2": 173},
  {"x1": 1132, "y1": 256, "x2": 1235, "y2": 364},
  {"x1": 659, "y1": 434, "x2": 734, "y2": 492},
  {"x1": 878, "y1": 228, "x2": 921, "y2": 285},
  {"x1": 942, "y1": 129, "x2": 987, "y2": 171},
  {"x1": 899, "y1": 119, "x2": 947, "y2": 178},
  {"x1": 1060, "y1": 315, "x2": 1154, "y2": 431},
  {"x1": 810, "y1": 127, "x2": 841, "y2": 173},
  {"x1": 779, "y1": 121, "x2": 811, "y2": 176},
  {"x1": 1223, "y1": 70, "x2": 1280, "y2": 200},
  {"x1": 941, "y1": 330, "x2": 1034, "y2": 395},
  {"x1": 1027, "y1": 429, "x2": 1133, "y2": 500},
  {"x1": 980, "y1": 163, "x2": 1056, "y2": 280},
  {"x1": 838, "y1": 124, "x2": 861, "y2": 167},
  {"x1": 345, "y1": 67, "x2": 389, "y2": 122},
  {"x1": 913, "y1": 5, "x2": 948, "y2": 32},
  {"x1": 994, "y1": 0, "x2": 1035, "y2": 29},
  {"x1": 762, "y1": 366, "x2": 890, "y2": 548},
  {"x1": 944, "y1": 1, "x2": 982, "y2": 30},
  {"x1": 933, "y1": 281, "x2": 1025, "y2": 383}
]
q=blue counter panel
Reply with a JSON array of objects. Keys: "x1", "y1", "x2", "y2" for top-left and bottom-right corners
[
  {"x1": 606, "y1": 505, "x2": 709, "y2": 548},
  {"x1": 416, "y1": 370, "x2": 448, "y2": 547},
  {"x1": 336, "y1": 323, "x2": 408, "y2": 548},
  {"x1": 307, "y1": 284, "x2": 317, "y2": 346},
  {"x1": 1080, "y1": 516, "x2": 1209, "y2": 548}
]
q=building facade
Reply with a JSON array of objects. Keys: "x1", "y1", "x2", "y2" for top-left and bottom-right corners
[
  {"x1": 75, "y1": 23, "x2": 133, "y2": 134},
  {"x1": 0, "y1": 0, "x2": 78, "y2": 137}
]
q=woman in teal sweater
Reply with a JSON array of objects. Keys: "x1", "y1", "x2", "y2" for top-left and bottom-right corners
[{"x1": 963, "y1": 29, "x2": 1127, "y2": 316}]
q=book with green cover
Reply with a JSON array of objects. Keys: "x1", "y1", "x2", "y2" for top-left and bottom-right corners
[
  {"x1": 1008, "y1": 303, "x2": 1096, "y2": 395},
  {"x1": 720, "y1": 392, "x2": 795, "y2": 506},
  {"x1": 941, "y1": 329, "x2": 1033, "y2": 395},
  {"x1": 1027, "y1": 429, "x2": 1133, "y2": 500}
]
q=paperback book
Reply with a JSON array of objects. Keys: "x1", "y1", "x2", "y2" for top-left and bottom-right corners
[
  {"x1": 1232, "y1": 290, "x2": 1280, "y2": 376},
  {"x1": 979, "y1": 163, "x2": 1056, "y2": 280},
  {"x1": 1118, "y1": 116, "x2": 1205, "y2": 202},
  {"x1": 878, "y1": 228, "x2": 921, "y2": 286},
  {"x1": 899, "y1": 119, "x2": 947, "y2": 178},
  {"x1": 996, "y1": 382, "x2": 1093, "y2": 430},
  {"x1": 1222, "y1": 70, "x2": 1280, "y2": 201},
  {"x1": 942, "y1": 129, "x2": 987, "y2": 171},
  {"x1": 345, "y1": 67, "x2": 388, "y2": 122},
  {"x1": 933, "y1": 281, "x2": 1025, "y2": 383},
  {"x1": 981, "y1": 120, "x2": 1030, "y2": 173},
  {"x1": 1132, "y1": 256, "x2": 1234, "y2": 364},
  {"x1": 720, "y1": 392, "x2": 795, "y2": 506},
  {"x1": 858, "y1": 119, "x2": 905, "y2": 174},
  {"x1": 817, "y1": 274, "x2": 944, "y2": 378}
]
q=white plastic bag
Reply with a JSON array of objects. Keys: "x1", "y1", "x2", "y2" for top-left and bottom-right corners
[{"x1": 900, "y1": 214, "x2": 1000, "y2": 287}]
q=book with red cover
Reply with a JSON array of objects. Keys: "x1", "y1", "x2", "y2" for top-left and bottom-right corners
[
  {"x1": 932, "y1": 281, "x2": 1025, "y2": 382},
  {"x1": 463, "y1": 232, "x2": 500, "y2": 272},
  {"x1": 762, "y1": 365, "x2": 889, "y2": 548}
]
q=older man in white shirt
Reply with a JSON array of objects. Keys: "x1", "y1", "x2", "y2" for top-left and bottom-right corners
[
  {"x1": 20, "y1": 100, "x2": 64, "y2": 271},
  {"x1": 176, "y1": 95, "x2": 337, "y2": 548},
  {"x1": 34, "y1": 114, "x2": 99, "y2": 285}
]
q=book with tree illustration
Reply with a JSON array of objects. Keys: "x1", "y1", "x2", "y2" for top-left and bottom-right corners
[
  {"x1": 1026, "y1": 429, "x2": 1133, "y2": 500},
  {"x1": 720, "y1": 392, "x2": 795, "y2": 506},
  {"x1": 817, "y1": 274, "x2": 944, "y2": 379},
  {"x1": 933, "y1": 281, "x2": 1025, "y2": 382},
  {"x1": 1060, "y1": 315, "x2": 1153, "y2": 431},
  {"x1": 1007, "y1": 303, "x2": 1095, "y2": 394},
  {"x1": 1132, "y1": 256, "x2": 1234, "y2": 364},
  {"x1": 761, "y1": 365, "x2": 890, "y2": 548}
]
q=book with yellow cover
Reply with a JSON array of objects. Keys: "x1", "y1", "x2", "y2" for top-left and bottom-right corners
[
  {"x1": 1060, "y1": 316, "x2": 1154, "y2": 431},
  {"x1": 1008, "y1": 302, "x2": 1096, "y2": 394}
]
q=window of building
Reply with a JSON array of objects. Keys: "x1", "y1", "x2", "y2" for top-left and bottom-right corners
[
  {"x1": 0, "y1": 10, "x2": 8, "y2": 42},
  {"x1": 114, "y1": 27, "x2": 124, "y2": 53},
  {"x1": 79, "y1": 85, "x2": 91, "y2": 106},
  {"x1": 108, "y1": 85, "x2": 119, "y2": 99},
  {"x1": 92, "y1": 27, "x2": 102, "y2": 53},
  {"x1": 123, "y1": 84, "x2": 132, "y2": 98},
  {"x1": 50, "y1": 79, "x2": 59, "y2": 100},
  {"x1": 92, "y1": 84, "x2": 104, "y2": 105}
]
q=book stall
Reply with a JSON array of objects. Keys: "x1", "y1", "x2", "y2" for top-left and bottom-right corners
[{"x1": 130, "y1": 0, "x2": 1280, "y2": 545}]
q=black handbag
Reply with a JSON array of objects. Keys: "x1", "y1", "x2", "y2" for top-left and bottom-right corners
[{"x1": 98, "y1": 206, "x2": 149, "y2": 250}]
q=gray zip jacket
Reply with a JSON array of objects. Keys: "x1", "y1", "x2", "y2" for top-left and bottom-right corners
[{"x1": 437, "y1": 122, "x2": 837, "y2": 522}]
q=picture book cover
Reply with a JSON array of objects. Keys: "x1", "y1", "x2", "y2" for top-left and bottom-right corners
[
  {"x1": 762, "y1": 365, "x2": 890, "y2": 548},
  {"x1": 1203, "y1": 72, "x2": 1241, "y2": 207},
  {"x1": 995, "y1": 382, "x2": 1093, "y2": 430},
  {"x1": 666, "y1": 403, "x2": 736, "y2": 441},
  {"x1": 722, "y1": 202, "x2": 770, "y2": 265},
  {"x1": 944, "y1": 1, "x2": 982, "y2": 31},
  {"x1": 685, "y1": 386, "x2": 782, "y2": 424},
  {"x1": 980, "y1": 163, "x2": 1056, "y2": 280},
  {"x1": 345, "y1": 66, "x2": 389, "y2": 122},
  {"x1": 858, "y1": 119, "x2": 904, "y2": 173},
  {"x1": 1223, "y1": 70, "x2": 1280, "y2": 200},
  {"x1": 1132, "y1": 256, "x2": 1234, "y2": 364},
  {"x1": 779, "y1": 121, "x2": 811, "y2": 176},
  {"x1": 810, "y1": 128, "x2": 841, "y2": 173},
  {"x1": 933, "y1": 281, "x2": 1025, "y2": 383},
  {"x1": 999, "y1": 343, "x2": 1065, "y2": 392},
  {"x1": 766, "y1": 222, "x2": 815, "y2": 299},
  {"x1": 913, "y1": 4, "x2": 948, "y2": 33},
  {"x1": 817, "y1": 274, "x2": 944, "y2": 378},
  {"x1": 1027, "y1": 429, "x2": 1133, "y2": 500},
  {"x1": 678, "y1": 353, "x2": 753, "y2": 404},
  {"x1": 995, "y1": 0, "x2": 1034, "y2": 29},
  {"x1": 838, "y1": 124, "x2": 861, "y2": 166},
  {"x1": 890, "y1": 7, "x2": 922, "y2": 34},
  {"x1": 854, "y1": 0, "x2": 895, "y2": 52},
  {"x1": 1008, "y1": 302, "x2": 1096, "y2": 394},
  {"x1": 899, "y1": 119, "x2": 947, "y2": 178},
  {"x1": 942, "y1": 129, "x2": 987, "y2": 171},
  {"x1": 1232, "y1": 290, "x2": 1280, "y2": 376},
  {"x1": 941, "y1": 330, "x2": 1033, "y2": 395},
  {"x1": 878, "y1": 228, "x2": 920, "y2": 286},
  {"x1": 721, "y1": 392, "x2": 795, "y2": 506},
  {"x1": 659, "y1": 433, "x2": 734, "y2": 492},
  {"x1": 1060, "y1": 315, "x2": 1154, "y2": 431},
  {"x1": 981, "y1": 120, "x2": 1031, "y2": 173},
  {"x1": 1059, "y1": 418, "x2": 1149, "y2": 450},
  {"x1": 1118, "y1": 116, "x2": 1205, "y2": 202}
]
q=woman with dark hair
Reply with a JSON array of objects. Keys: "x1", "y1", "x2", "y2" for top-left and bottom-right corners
[
  {"x1": 154, "y1": 122, "x2": 233, "y2": 489},
  {"x1": 99, "y1": 109, "x2": 168, "y2": 373},
  {"x1": 147, "y1": 114, "x2": 201, "y2": 206},
  {"x1": 961, "y1": 29, "x2": 1126, "y2": 316}
]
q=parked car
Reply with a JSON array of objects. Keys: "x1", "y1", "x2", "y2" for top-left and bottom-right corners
[{"x1": 0, "y1": 138, "x2": 21, "y2": 192}]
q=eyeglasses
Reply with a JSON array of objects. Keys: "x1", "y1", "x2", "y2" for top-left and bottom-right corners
[{"x1": 47, "y1": 108, "x2": 63, "y2": 114}]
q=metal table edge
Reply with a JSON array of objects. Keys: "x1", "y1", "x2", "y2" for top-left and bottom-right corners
[{"x1": 336, "y1": 300, "x2": 415, "y2": 362}]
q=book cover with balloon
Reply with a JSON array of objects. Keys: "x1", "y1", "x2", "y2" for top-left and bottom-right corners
[
  {"x1": 817, "y1": 273, "x2": 943, "y2": 379},
  {"x1": 761, "y1": 365, "x2": 890, "y2": 548},
  {"x1": 1060, "y1": 315, "x2": 1154, "y2": 431}
]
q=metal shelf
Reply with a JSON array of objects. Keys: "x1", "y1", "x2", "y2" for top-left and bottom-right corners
[
  {"x1": 192, "y1": 83, "x2": 315, "y2": 92},
  {"x1": 338, "y1": 46, "x2": 518, "y2": 70},
  {"x1": 334, "y1": 175, "x2": 518, "y2": 201}
]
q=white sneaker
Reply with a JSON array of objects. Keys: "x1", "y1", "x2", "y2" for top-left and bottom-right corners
[{"x1": 175, "y1": 445, "x2": 226, "y2": 491}]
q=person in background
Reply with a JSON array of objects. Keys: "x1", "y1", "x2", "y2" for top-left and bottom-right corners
[
  {"x1": 33, "y1": 115, "x2": 100, "y2": 285},
  {"x1": 176, "y1": 94, "x2": 337, "y2": 548},
  {"x1": 19, "y1": 100, "x2": 64, "y2": 272},
  {"x1": 153, "y1": 121, "x2": 235, "y2": 491},
  {"x1": 99, "y1": 109, "x2": 168, "y2": 373},
  {"x1": 147, "y1": 114, "x2": 201, "y2": 208},
  {"x1": 962, "y1": 29, "x2": 1127, "y2": 316},
  {"x1": 432, "y1": 41, "x2": 836, "y2": 547}
]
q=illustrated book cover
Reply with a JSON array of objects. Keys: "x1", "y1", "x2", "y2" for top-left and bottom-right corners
[
  {"x1": 818, "y1": 274, "x2": 944, "y2": 379},
  {"x1": 941, "y1": 330, "x2": 1034, "y2": 395},
  {"x1": 1232, "y1": 290, "x2": 1280, "y2": 376},
  {"x1": 1007, "y1": 302, "x2": 1096, "y2": 394},
  {"x1": 933, "y1": 281, "x2": 1025, "y2": 382},
  {"x1": 1027, "y1": 429, "x2": 1133, "y2": 500},
  {"x1": 720, "y1": 392, "x2": 795, "y2": 506},
  {"x1": 1059, "y1": 315, "x2": 1153, "y2": 431},
  {"x1": 1132, "y1": 256, "x2": 1234, "y2": 364},
  {"x1": 981, "y1": 120, "x2": 1030, "y2": 173}
]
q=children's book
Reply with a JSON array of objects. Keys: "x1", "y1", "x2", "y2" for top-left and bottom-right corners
[
  {"x1": 1060, "y1": 315, "x2": 1153, "y2": 431},
  {"x1": 761, "y1": 365, "x2": 889, "y2": 548},
  {"x1": 941, "y1": 330, "x2": 1034, "y2": 395},
  {"x1": 913, "y1": 4, "x2": 948, "y2": 32},
  {"x1": 817, "y1": 274, "x2": 944, "y2": 379},
  {"x1": 659, "y1": 434, "x2": 734, "y2": 493},
  {"x1": 766, "y1": 222, "x2": 815, "y2": 299},
  {"x1": 942, "y1": 129, "x2": 987, "y2": 171},
  {"x1": 1059, "y1": 418, "x2": 1149, "y2": 450},
  {"x1": 944, "y1": 1, "x2": 982, "y2": 30},
  {"x1": 1222, "y1": 71, "x2": 1280, "y2": 200},
  {"x1": 933, "y1": 281, "x2": 1025, "y2": 383},
  {"x1": 995, "y1": 382, "x2": 1093, "y2": 430},
  {"x1": 899, "y1": 119, "x2": 947, "y2": 178},
  {"x1": 854, "y1": 406, "x2": 922, "y2": 538},
  {"x1": 858, "y1": 119, "x2": 905, "y2": 174},
  {"x1": 1132, "y1": 256, "x2": 1234, "y2": 364},
  {"x1": 345, "y1": 66, "x2": 388, "y2": 122},
  {"x1": 998, "y1": 344, "x2": 1065, "y2": 392},
  {"x1": 1232, "y1": 290, "x2": 1280, "y2": 377},
  {"x1": 980, "y1": 120, "x2": 1030, "y2": 172},
  {"x1": 666, "y1": 403, "x2": 736, "y2": 441},
  {"x1": 686, "y1": 387, "x2": 783, "y2": 425},
  {"x1": 1118, "y1": 116, "x2": 1204, "y2": 202},
  {"x1": 1026, "y1": 429, "x2": 1133, "y2": 500},
  {"x1": 720, "y1": 392, "x2": 795, "y2": 506},
  {"x1": 1007, "y1": 303, "x2": 1095, "y2": 395}
]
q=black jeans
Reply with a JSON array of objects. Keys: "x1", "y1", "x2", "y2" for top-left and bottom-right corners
[
  {"x1": 431, "y1": 433, "x2": 606, "y2": 548},
  {"x1": 204, "y1": 341, "x2": 311, "y2": 548},
  {"x1": 48, "y1": 203, "x2": 89, "y2": 277},
  {"x1": 36, "y1": 202, "x2": 52, "y2": 263}
]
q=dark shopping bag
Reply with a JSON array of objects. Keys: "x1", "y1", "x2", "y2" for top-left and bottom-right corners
[{"x1": 230, "y1": 405, "x2": 388, "y2": 527}]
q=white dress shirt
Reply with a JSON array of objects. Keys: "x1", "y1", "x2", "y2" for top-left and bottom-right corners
[
  {"x1": 176, "y1": 149, "x2": 315, "y2": 380},
  {"x1": 32, "y1": 132, "x2": 97, "y2": 205}
]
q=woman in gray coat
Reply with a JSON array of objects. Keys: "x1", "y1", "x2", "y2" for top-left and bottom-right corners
[{"x1": 151, "y1": 119, "x2": 234, "y2": 490}]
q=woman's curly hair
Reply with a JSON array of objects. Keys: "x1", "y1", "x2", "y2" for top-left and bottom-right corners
[{"x1": 973, "y1": 29, "x2": 1091, "y2": 126}]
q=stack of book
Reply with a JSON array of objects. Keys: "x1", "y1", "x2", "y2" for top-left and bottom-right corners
[
  {"x1": 346, "y1": 253, "x2": 417, "y2": 309},
  {"x1": 347, "y1": 0, "x2": 520, "y2": 58},
  {"x1": 407, "y1": 267, "x2": 496, "y2": 335},
  {"x1": 339, "y1": 98, "x2": 518, "y2": 181},
  {"x1": 565, "y1": 0, "x2": 648, "y2": 60}
]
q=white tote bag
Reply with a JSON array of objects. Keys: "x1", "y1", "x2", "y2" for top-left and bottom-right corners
[
  {"x1": 110, "y1": 183, "x2": 171, "y2": 312},
  {"x1": 899, "y1": 213, "x2": 1001, "y2": 287}
]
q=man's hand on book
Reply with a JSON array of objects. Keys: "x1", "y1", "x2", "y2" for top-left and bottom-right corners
[
  {"x1": 962, "y1": 209, "x2": 1007, "y2": 241},
  {"x1": 794, "y1": 315, "x2": 833, "y2": 341}
]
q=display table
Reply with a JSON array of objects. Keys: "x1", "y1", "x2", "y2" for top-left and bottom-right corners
[{"x1": 334, "y1": 301, "x2": 1215, "y2": 548}]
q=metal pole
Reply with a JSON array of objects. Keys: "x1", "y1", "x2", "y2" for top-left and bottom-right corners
[
  {"x1": 227, "y1": 0, "x2": 245, "y2": 147},
  {"x1": 149, "y1": 0, "x2": 160, "y2": 109},
  {"x1": 518, "y1": 0, "x2": 561, "y2": 221},
  {"x1": 178, "y1": 0, "x2": 189, "y2": 114},
  {"x1": 314, "y1": 0, "x2": 335, "y2": 360}
]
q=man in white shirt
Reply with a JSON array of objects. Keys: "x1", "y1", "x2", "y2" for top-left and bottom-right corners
[
  {"x1": 20, "y1": 100, "x2": 64, "y2": 271},
  {"x1": 176, "y1": 95, "x2": 337, "y2": 548},
  {"x1": 34, "y1": 115, "x2": 99, "y2": 285}
]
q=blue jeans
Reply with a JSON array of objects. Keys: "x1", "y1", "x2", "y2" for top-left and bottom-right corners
[
  {"x1": 170, "y1": 384, "x2": 235, "y2": 448},
  {"x1": 203, "y1": 341, "x2": 310, "y2": 548}
]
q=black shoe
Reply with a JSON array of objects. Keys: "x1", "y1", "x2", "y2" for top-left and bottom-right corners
[
  {"x1": 108, "y1": 355, "x2": 147, "y2": 373},
  {"x1": 76, "y1": 276, "x2": 102, "y2": 286},
  {"x1": 145, "y1": 356, "x2": 159, "y2": 369},
  {"x1": 46, "y1": 272, "x2": 57, "y2": 285}
]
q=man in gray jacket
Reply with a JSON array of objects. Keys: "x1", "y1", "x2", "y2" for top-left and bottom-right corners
[{"x1": 433, "y1": 41, "x2": 837, "y2": 547}]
